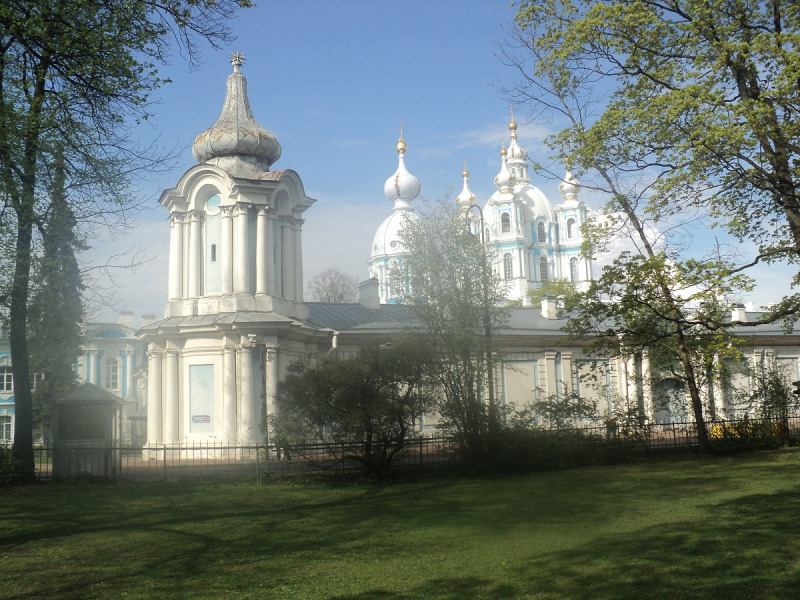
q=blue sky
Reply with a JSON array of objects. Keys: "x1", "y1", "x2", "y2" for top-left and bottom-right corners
[{"x1": 83, "y1": 0, "x2": 791, "y2": 322}]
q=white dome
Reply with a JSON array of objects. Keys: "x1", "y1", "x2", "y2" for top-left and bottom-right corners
[
  {"x1": 384, "y1": 149, "x2": 420, "y2": 207},
  {"x1": 371, "y1": 210, "x2": 419, "y2": 259},
  {"x1": 559, "y1": 168, "x2": 580, "y2": 203},
  {"x1": 516, "y1": 183, "x2": 556, "y2": 222}
]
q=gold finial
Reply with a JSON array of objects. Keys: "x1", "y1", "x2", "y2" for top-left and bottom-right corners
[
  {"x1": 500, "y1": 137, "x2": 507, "y2": 157},
  {"x1": 565, "y1": 154, "x2": 571, "y2": 170},
  {"x1": 462, "y1": 159, "x2": 469, "y2": 178},
  {"x1": 396, "y1": 121, "x2": 406, "y2": 153},
  {"x1": 509, "y1": 105, "x2": 517, "y2": 131},
  {"x1": 231, "y1": 52, "x2": 245, "y2": 73}
]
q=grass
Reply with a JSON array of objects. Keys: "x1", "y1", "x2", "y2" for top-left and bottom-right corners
[{"x1": 1, "y1": 451, "x2": 799, "y2": 599}]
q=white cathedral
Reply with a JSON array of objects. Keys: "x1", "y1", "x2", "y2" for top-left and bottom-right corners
[
  {"x1": 3, "y1": 56, "x2": 797, "y2": 448},
  {"x1": 367, "y1": 115, "x2": 591, "y2": 306}
]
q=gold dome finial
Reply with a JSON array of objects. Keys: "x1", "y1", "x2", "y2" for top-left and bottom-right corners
[
  {"x1": 509, "y1": 105, "x2": 517, "y2": 131},
  {"x1": 500, "y1": 137, "x2": 507, "y2": 156},
  {"x1": 396, "y1": 121, "x2": 406, "y2": 154},
  {"x1": 462, "y1": 159, "x2": 469, "y2": 178}
]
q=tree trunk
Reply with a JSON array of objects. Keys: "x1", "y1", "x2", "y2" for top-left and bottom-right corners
[{"x1": 11, "y1": 215, "x2": 35, "y2": 480}]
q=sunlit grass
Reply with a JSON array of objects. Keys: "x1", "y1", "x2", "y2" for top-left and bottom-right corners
[{"x1": 1, "y1": 450, "x2": 799, "y2": 598}]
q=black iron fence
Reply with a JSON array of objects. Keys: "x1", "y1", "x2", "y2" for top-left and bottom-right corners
[
  {"x1": 32, "y1": 436, "x2": 460, "y2": 482},
  {"x1": 29, "y1": 415, "x2": 799, "y2": 482}
]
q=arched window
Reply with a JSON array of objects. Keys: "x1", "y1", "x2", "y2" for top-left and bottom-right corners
[
  {"x1": 539, "y1": 256, "x2": 549, "y2": 283},
  {"x1": 484, "y1": 227, "x2": 490, "y2": 242},
  {"x1": 537, "y1": 222, "x2": 547, "y2": 243},
  {"x1": 0, "y1": 366, "x2": 12, "y2": 392},
  {"x1": 567, "y1": 218, "x2": 576, "y2": 239},
  {"x1": 570, "y1": 257, "x2": 579, "y2": 282},
  {"x1": 501, "y1": 213, "x2": 511, "y2": 234},
  {"x1": 503, "y1": 254, "x2": 513, "y2": 281},
  {"x1": 103, "y1": 356, "x2": 120, "y2": 391}
]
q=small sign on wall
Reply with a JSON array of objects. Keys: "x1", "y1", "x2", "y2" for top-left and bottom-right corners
[{"x1": 192, "y1": 415, "x2": 210, "y2": 423}]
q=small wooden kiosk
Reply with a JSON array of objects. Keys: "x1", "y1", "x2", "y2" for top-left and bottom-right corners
[{"x1": 47, "y1": 383, "x2": 125, "y2": 479}]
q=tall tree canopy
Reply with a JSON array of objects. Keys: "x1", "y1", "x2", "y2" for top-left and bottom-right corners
[
  {"x1": 501, "y1": 0, "x2": 800, "y2": 450},
  {"x1": 0, "y1": 0, "x2": 249, "y2": 478},
  {"x1": 397, "y1": 199, "x2": 508, "y2": 458}
]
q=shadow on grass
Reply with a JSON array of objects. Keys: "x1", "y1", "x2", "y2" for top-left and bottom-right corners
[{"x1": 1, "y1": 451, "x2": 799, "y2": 598}]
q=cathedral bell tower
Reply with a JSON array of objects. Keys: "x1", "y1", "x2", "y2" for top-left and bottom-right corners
[{"x1": 159, "y1": 53, "x2": 315, "y2": 319}]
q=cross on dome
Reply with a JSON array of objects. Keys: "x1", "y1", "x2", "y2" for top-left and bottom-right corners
[{"x1": 231, "y1": 51, "x2": 245, "y2": 72}]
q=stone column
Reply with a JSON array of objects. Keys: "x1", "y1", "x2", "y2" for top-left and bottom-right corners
[
  {"x1": 187, "y1": 210, "x2": 203, "y2": 298},
  {"x1": 266, "y1": 212, "x2": 276, "y2": 295},
  {"x1": 294, "y1": 218, "x2": 304, "y2": 302},
  {"x1": 222, "y1": 346, "x2": 237, "y2": 442},
  {"x1": 265, "y1": 347, "x2": 278, "y2": 419},
  {"x1": 308, "y1": 350, "x2": 318, "y2": 369},
  {"x1": 235, "y1": 204, "x2": 250, "y2": 294},
  {"x1": 544, "y1": 351, "x2": 558, "y2": 396},
  {"x1": 220, "y1": 205, "x2": 234, "y2": 295},
  {"x1": 164, "y1": 351, "x2": 179, "y2": 443},
  {"x1": 280, "y1": 219, "x2": 295, "y2": 301},
  {"x1": 561, "y1": 352, "x2": 573, "y2": 394},
  {"x1": 182, "y1": 216, "x2": 191, "y2": 298},
  {"x1": 238, "y1": 340, "x2": 254, "y2": 442},
  {"x1": 146, "y1": 350, "x2": 162, "y2": 444},
  {"x1": 168, "y1": 213, "x2": 184, "y2": 301},
  {"x1": 125, "y1": 348, "x2": 135, "y2": 400},
  {"x1": 256, "y1": 207, "x2": 269, "y2": 295},
  {"x1": 89, "y1": 349, "x2": 99, "y2": 386}
]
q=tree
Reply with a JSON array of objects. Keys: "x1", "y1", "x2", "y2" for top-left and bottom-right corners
[
  {"x1": 396, "y1": 199, "x2": 508, "y2": 460},
  {"x1": 499, "y1": 0, "x2": 800, "y2": 452},
  {"x1": 0, "y1": 0, "x2": 249, "y2": 479},
  {"x1": 271, "y1": 342, "x2": 436, "y2": 479},
  {"x1": 27, "y1": 150, "x2": 85, "y2": 436},
  {"x1": 307, "y1": 267, "x2": 359, "y2": 303}
]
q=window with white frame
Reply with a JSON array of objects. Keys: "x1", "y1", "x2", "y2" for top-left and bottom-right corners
[
  {"x1": 539, "y1": 256, "x2": 548, "y2": 283},
  {"x1": 0, "y1": 415, "x2": 10, "y2": 441},
  {"x1": 0, "y1": 367, "x2": 12, "y2": 392},
  {"x1": 501, "y1": 213, "x2": 511, "y2": 234},
  {"x1": 537, "y1": 222, "x2": 546, "y2": 243},
  {"x1": 567, "y1": 218, "x2": 576, "y2": 239},
  {"x1": 503, "y1": 253, "x2": 513, "y2": 280},
  {"x1": 570, "y1": 257, "x2": 579, "y2": 282},
  {"x1": 103, "y1": 356, "x2": 120, "y2": 391}
]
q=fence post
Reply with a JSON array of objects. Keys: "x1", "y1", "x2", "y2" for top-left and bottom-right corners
[
  {"x1": 419, "y1": 437, "x2": 423, "y2": 467},
  {"x1": 256, "y1": 444, "x2": 260, "y2": 484},
  {"x1": 163, "y1": 444, "x2": 167, "y2": 482},
  {"x1": 672, "y1": 423, "x2": 677, "y2": 447}
]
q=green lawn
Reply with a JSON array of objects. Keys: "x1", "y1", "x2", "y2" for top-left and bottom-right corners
[{"x1": 1, "y1": 451, "x2": 799, "y2": 599}]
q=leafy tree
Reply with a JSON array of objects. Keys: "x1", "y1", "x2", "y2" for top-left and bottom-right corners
[
  {"x1": 527, "y1": 387, "x2": 600, "y2": 431},
  {"x1": 307, "y1": 267, "x2": 359, "y2": 303},
  {"x1": 736, "y1": 357, "x2": 800, "y2": 445},
  {"x1": 0, "y1": 0, "x2": 249, "y2": 479},
  {"x1": 499, "y1": 0, "x2": 800, "y2": 452},
  {"x1": 271, "y1": 342, "x2": 436, "y2": 479},
  {"x1": 527, "y1": 278, "x2": 578, "y2": 308},
  {"x1": 396, "y1": 199, "x2": 508, "y2": 460}
]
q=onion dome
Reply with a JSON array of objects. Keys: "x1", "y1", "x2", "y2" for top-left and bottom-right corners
[
  {"x1": 192, "y1": 53, "x2": 282, "y2": 176},
  {"x1": 494, "y1": 139, "x2": 515, "y2": 191},
  {"x1": 383, "y1": 132, "x2": 421, "y2": 211},
  {"x1": 506, "y1": 110, "x2": 529, "y2": 183},
  {"x1": 457, "y1": 161, "x2": 476, "y2": 211},
  {"x1": 559, "y1": 162, "x2": 580, "y2": 203}
]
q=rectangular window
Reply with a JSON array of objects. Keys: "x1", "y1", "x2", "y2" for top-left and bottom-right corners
[
  {"x1": 0, "y1": 416, "x2": 10, "y2": 440},
  {"x1": 0, "y1": 368, "x2": 12, "y2": 392},
  {"x1": 210, "y1": 244, "x2": 217, "y2": 261}
]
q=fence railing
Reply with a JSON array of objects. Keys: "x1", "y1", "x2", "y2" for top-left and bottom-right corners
[
  {"x1": 32, "y1": 435, "x2": 460, "y2": 482},
  {"x1": 30, "y1": 415, "x2": 800, "y2": 482}
]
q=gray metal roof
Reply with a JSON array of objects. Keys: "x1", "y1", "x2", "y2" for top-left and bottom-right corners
[{"x1": 305, "y1": 303, "x2": 413, "y2": 331}]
